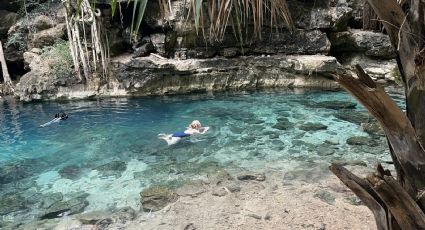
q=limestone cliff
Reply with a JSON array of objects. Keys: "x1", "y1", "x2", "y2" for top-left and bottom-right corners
[{"x1": 0, "y1": 0, "x2": 401, "y2": 101}]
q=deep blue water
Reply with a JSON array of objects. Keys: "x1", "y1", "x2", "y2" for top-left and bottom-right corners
[{"x1": 0, "y1": 89, "x2": 404, "y2": 225}]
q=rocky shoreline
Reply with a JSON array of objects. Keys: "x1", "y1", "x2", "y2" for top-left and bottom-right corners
[
  {"x1": 10, "y1": 165, "x2": 377, "y2": 230},
  {"x1": 1, "y1": 0, "x2": 402, "y2": 102}
]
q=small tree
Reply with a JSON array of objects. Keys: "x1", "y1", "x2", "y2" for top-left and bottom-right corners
[{"x1": 330, "y1": 0, "x2": 425, "y2": 229}]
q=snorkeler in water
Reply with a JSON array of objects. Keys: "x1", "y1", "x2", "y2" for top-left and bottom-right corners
[
  {"x1": 40, "y1": 112, "x2": 68, "y2": 127},
  {"x1": 158, "y1": 120, "x2": 210, "y2": 145},
  {"x1": 55, "y1": 112, "x2": 68, "y2": 120}
]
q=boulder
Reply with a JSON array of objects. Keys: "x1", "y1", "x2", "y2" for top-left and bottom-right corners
[
  {"x1": 82, "y1": 207, "x2": 136, "y2": 228},
  {"x1": 140, "y1": 186, "x2": 178, "y2": 212},
  {"x1": 346, "y1": 136, "x2": 370, "y2": 145},
  {"x1": 0, "y1": 10, "x2": 17, "y2": 37},
  {"x1": 41, "y1": 193, "x2": 89, "y2": 219},
  {"x1": 299, "y1": 122, "x2": 328, "y2": 131},
  {"x1": 30, "y1": 23, "x2": 66, "y2": 49},
  {"x1": 58, "y1": 165, "x2": 82, "y2": 180},
  {"x1": 237, "y1": 172, "x2": 266, "y2": 181},
  {"x1": 361, "y1": 122, "x2": 385, "y2": 137},
  {"x1": 329, "y1": 29, "x2": 396, "y2": 59},
  {"x1": 346, "y1": 0, "x2": 366, "y2": 28},
  {"x1": 133, "y1": 42, "x2": 155, "y2": 57},
  {"x1": 315, "y1": 101, "x2": 356, "y2": 110},
  {"x1": 15, "y1": 45, "x2": 79, "y2": 101},
  {"x1": 0, "y1": 194, "x2": 27, "y2": 215},
  {"x1": 325, "y1": 137, "x2": 340, "y2": 145},
  {"x1": 273, "y1": 117, "x2": 293, "y2": 130},
  {"x1": 32, "y1": 15, "x2": 54, "y2": 31},
  {"x1": 317, "y1": 145, "x2": 335, "y2": 156},
  {"x1": 341, "y1": 54, "x2": 400, "y2": 83},
  {"x1": 335, "y1": 109, "x2": 373, "y2": 124},
  {"x1": 39, "y1": 192, "x2": 63, "y2": 209},
  {"x1": 0, "y1": 163, "x2": 33, "y2": 184},
  {"x1": 150, "y1": 33, "x2": 167, "y2": 56},
  {"x1": 94, "y1": 161, "x2": 127, "y2": 178},
  {"x1": 314, "y1": 190, "x2": 336, "y2": 205},
  {"x1": 219, "y1": 48, "x2": 240, "y2": 58},
  {"x1": 77, "y1": 210, "x2": 111, "y2": 225},
  {"x1": 211, "y1": 187, "x2": 228, "y2": 197},
  {"x1": 332, "y1": 160, "x2": 367, "y2": 167},
  {"x1": 251, "y1": 29, "x2": 331, "y2": 55},
  {"x1": 296, "y1": 7, "x2": 352, "y2": 31}
]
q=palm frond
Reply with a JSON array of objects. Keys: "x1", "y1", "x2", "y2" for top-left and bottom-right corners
[
  {"x1": 130, "y1": 0, "x2": 148, "y2": 41},
  {"x1": 111, "y1": 0, "x2": 118, "y2": 16}
]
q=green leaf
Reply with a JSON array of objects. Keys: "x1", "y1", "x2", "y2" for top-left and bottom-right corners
[
  {"x1": 130, "y1": 0, "x2": 148, "y2": 41},
  {"x1": 111, "y1": 0, "x2": 118, "y2": 17}
]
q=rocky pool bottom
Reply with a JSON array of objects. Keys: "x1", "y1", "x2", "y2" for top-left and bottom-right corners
[{"x1": 0, "y1": 89, "x2": 404, "y2": 229}]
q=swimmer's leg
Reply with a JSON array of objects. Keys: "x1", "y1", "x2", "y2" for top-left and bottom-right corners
[
  {"x1": 166, "y1": 137, "x2": 181, "y2": 145},
  {"x1": 158, "y1": 133, "x2": 168, "y2": 138},
  {"x1": 158, "y1": 134, "x2": 180, "y2": 145}
]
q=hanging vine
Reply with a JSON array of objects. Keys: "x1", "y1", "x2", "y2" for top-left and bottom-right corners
[{"x1": 62, "y1": 0, "x2": 109, "y2": 82}]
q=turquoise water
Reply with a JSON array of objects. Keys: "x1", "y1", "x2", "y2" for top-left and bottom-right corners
[{"x1": 0, "y1": 89, "x2": 404, "y2": 225}]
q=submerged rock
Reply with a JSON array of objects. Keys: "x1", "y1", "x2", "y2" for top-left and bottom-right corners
[
  {"x1": 315, "y1": 101, "x2": 357, "y2": 110},
  {"x1": 273, "y1": 117, "x2": 294, "y2": 130},
  {"x1": 325, "y1": 138, "x2": 340, "y2": 145},
  {"x1": 94, "y1": 207, "x2": 137, "y2": 229},
  {"x1": 332, "y1": 160, "x2": 367, "y2": 167},
  {"x1": 284, "y1": 163, "x2": 330, "y2": 183},
  {"x1": 140, "y1": 186, "x2": 179, "y2": 212},
  {"x1": 58, "y1": 165, "x2": 82, "y2": 180},
  {"x1": 41, "y1": 193, "x2": 89, "y2": 219},
  {"x1": 237, "y1": 172, "x2": 266, "y2": 181},
  {"x1": 39, "y1": 192, "x2": 63, "y2": 209},
  {"x1": 335, "y1": 109, "x2": 373, "y2": 125},
  {"x1": 77, "y1": 210, "x2": 112, "y2": 225},
  {"x1": 317, "y1": 145, "x2": 335, "y2": 156},
  {"x1": 263, "y1": 130, "x2": 280, "y2": 139},
  {"x1": 361, "y1": 122, "x2": 385, "y2": 137},
  {"x1": 94, "y1": 161, "x2": 127, "y2": 178},
  {"x1": 344, "y1": 196, "x2": 363, "y2": 206},
  {"x1": 298, "y1": 122, "x2": 327, "y2": 131},
  {"x1": 346, "y1": 136, "x2": 371, "y2": 146},
  {"x1": 0, "y1": 163, "x2": 33, "y2": 184},
  {"x1": 314, "y1": 190, "x2": 336, "y2": 205},
  {"x1": 0, "y1": 194, "x2": 27, "y2": 215}
]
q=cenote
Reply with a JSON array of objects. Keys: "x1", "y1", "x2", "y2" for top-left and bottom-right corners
[{"x1": 0, "y1": 89, "x2": 404, "y2": 225}]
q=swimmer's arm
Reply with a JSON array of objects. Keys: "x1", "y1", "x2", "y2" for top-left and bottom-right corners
[{"x1": 200, "y1": 127, "x2": 210, "y2": 134}]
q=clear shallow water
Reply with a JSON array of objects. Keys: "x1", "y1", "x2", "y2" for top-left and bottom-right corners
[{"x1": 0, "y1": 89, "x2": 404, "y2": 225}]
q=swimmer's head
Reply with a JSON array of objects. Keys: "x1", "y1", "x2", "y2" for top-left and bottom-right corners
[{"x1": 189, "y1": 120, "x2": 201, "y2": 129}]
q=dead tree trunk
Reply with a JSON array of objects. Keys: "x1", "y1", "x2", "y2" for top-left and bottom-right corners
[
  {"x1": 331, "y1": 0, "x2": 425, "y2": 229},
  {"x1": 0, "y1": 41, "x2": 14, "y2": 95}
]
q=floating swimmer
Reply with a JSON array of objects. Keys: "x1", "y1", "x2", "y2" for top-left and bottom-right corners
[
  {"x1": 158, "y1": 120, "x2": 209, "y2": 145},
  {"x1": 40, "y1": 112, "x2": 68, "y2": 127}
]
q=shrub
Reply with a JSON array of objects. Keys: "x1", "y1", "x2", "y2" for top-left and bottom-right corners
[{"x1": 41, "y1": 40, "x2": 73, "y2": 78}]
